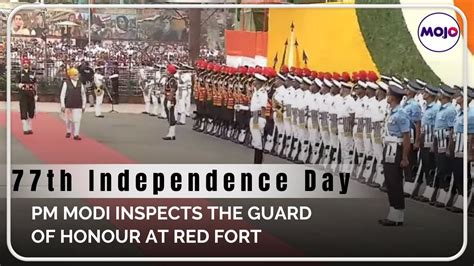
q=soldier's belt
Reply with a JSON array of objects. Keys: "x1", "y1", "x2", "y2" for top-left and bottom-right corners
[{"x1": 384, "y1": 136, "x2": 403, "y2": 144}]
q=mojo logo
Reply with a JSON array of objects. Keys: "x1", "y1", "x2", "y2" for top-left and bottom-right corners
[{"x1": 418, "y1": 12, "x2": 460, "y2": 52}]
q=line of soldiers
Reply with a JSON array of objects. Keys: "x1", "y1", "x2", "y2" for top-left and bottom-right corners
[{"x1": 191, "y1": 59, "x2": 474, "y2": 225}]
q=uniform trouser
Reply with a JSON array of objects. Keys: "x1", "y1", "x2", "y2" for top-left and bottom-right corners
[
  {"x1": 353, "y1": 132, "x2": 365, "y2": 173},
  {"x1": 112, "y1": 82, "x2": 119, "y2": 104},
  {"x1": 404, "y1": 145, "x2": 417, "y2": 182},
  {"x1": 150, "y1": 94, "x2": 159, "y2": 115},
  {"x1": 65, "y1": 108, "x2": 82, "y2": 136},
  {"x1": 264, "y1": 117, "x2": 275, "y2": 152},
  {"x1": 19, "y1": 90, "x2": 35, "y2": 120},
  {"x1": 308, "y1": 119, "x2": 321, "y2": 163},
  {"x1": 297, "y1": 122, "x2": 310, "y2": 162},
  {"x1": 274, "y1": 115, "x2": 285, "y2": 155},
  {"x1": 434, "y1": 152, "x2": 453, "y2": 191},
  {"x1": 320, "y1": 129, "x2": 331, "y2": 165},
  {"x1": 159, "y1": 95, "x2": 167, "y2": 118},
  {"x1": 363, "y1": 130, "x2": 374, "y2": 178},
  {"x1": 338, "y1": 126, "x2": 354, "y2": 174},
  {"x1": 419, "y1": 147, "x2": 436, "y2": 186},
  {"x1": 250, "y1": 116, "x2": 266, "y2": 151},
  {"x1": 95, "y1": 92, "x2": 104, "y2": 116},
  {"x1": 164, "y1": 99, "x2": 176, "y2": 126},
  {"x1": 283, "y1": 115, "x2": 293, "y2": 156},
  {"x1": 329, "y1": 129, "x2": 339, "y2": 164},
  {"x1": 452, "y1": 157, "x2": 463, "y2": 195},
  {"x1": 383, "y1": 144, "x2": 405, "y2": 210},
  {"x1": 143, "y1": 90, "x2": 151, "y2": 113},
  {"x1": 372, "y1": 138, "x2": 384, "y2": 183}
]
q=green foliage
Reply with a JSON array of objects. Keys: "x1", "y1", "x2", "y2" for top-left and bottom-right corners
[
  {"x1": 356, "y1": 0, "x2": 441, "y2": 84},
  {"x1": 37, "y1": 78, "x2": 63, "y2": 95}
]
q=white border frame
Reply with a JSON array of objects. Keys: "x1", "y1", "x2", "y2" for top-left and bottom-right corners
[{"x1": 6, "y1": 3, "x2": 468, "y2": 262}]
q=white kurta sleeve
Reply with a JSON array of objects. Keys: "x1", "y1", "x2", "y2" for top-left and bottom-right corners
[
  {"x1": 60, "y1": 82, "x2": 67, "y2": 108},
  {"x1": 81, "y1": 84, "x2": 86, "y2": 109}
]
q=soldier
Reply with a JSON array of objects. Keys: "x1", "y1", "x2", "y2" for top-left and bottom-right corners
[
  {"x1": 468, "y1": 87, "x2": 474, "y2": 217},
  {"x1": 360, "y1": 72, "x2": 379, "y2": 183},
  {"x1": 177, "y1": 65, "x2": 193, "y2": 125},
  {"x1": 17, "y1": 58, "x2": 37, "y2": 135},
  {"x1": 352, "y1": 78, "x2": 368, "y2": 178},
  {"x1": 263, "y1": 68, "x2": 277, "y2": 153},
  {"x1": 270, "y1": 66, "x2": 288, "y2": 156},
  {"x1": 318, "y1": 75, "x2": 333, "y2": 166},
  {"x1": 431, "y1": 84, "x2": 457, "y2": 207},
  {"x1": 138, "y1": 63, "x2": 151, "y2": 115},
  {"x1": 162, "y1": 64, "x2": 178, "y2": 140},
  {"x1": 223, "y1": 68, "x2": 237, "y2": 140},
  {"x1": 379, "y1": 81, "x2": 411, "y2": 226},
  {"x1": 337, "y1": 81, "x2": 356, "y2": 175},
  {"x1": 282, "y1": 70, "x2": 296, "y2": 159},
  {"x1": 93, "y1": 66, "x2": 106, "y2": 118},
  {"x1": 238, "y1": 68, "x2": 253, "y2": 145},
  {"x1": 249, "y1": 71, "x2": 268, "y2": 164},
  {"x1": 308, "y1": 77, "x2": 323, "y2": 164},
  {"x1": 402, "y1": 80, "x2": 423, "y2": 196},
  {"x1": 60, "y1": 68, "x2": 86, "y2": 140},
  {"x1": 327, "y1": 75, "x2": 343, "y2": 172},
  {"x1": 295, "y1": 75, "x2": 313, "y2": 163},
  {"x1": 78, "y1": 61, "x2": 95, "y2": 108},
  {"x1": 447, "y1": 88, "x2": 465, "y2": 213},
  {"x1": 415, "y1": 84, "x2": 440, "y2": 202},
  {"x1": 367, "y1": 79, "x2": 389, "y2": 188}
]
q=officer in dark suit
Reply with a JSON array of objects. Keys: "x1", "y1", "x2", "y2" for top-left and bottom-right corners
[
  {"x1": 379, "y1": 81, "x2": 411, "y2": 227},
  {"x1": 17, "y1": 58, "x2": 36, "y2": 135}
]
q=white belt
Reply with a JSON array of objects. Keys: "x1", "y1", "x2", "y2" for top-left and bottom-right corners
[{"x1": 384, "y1": 136, "x2": 403, "y2": 144}]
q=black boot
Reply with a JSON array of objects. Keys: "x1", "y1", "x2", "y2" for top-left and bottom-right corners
[{"x1": 254, "y1": 149, "x2": 264, "y2": 164}]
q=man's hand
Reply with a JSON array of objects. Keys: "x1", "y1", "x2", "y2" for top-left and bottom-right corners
[{"x1": 400, "y1": 157, "x2": 409, "y2": 168}]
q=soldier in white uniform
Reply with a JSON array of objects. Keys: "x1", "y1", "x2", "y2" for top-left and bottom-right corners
[
  {"x1": 337, "y1": 81, "x2": 356, "y2": 174},
  {"x1": 272, "y1": 70, "x2": 288, "y2": 156},
  {"x1": 177, "y1": 68, "x2": 193, "y2": 125},
  {"x1": 327, "y1": 78, "x2": 343, "y2": 172},
  {"x1": 249, "y1": 73, "x2": 269, "y2": 164},
  {"x1": 93, "y1": 66, "x2": 106, "y2": 118},
  {"x1": 308, "y1": 78, "x2": 323, "y2": 164},
  {"x1": 157, "y1": 66, "x2": 168, "y2": 119},
  {"x1": 139, "y1": 64, "x2": 151, "y2": 115},
  {"x1": 290, "y1": 73, "x2": 305, "y2": 161},
  {"x1": 352, "y1": 80, "x2": 368, "y2": 178},
  {"x1": 360, "y1": 80, "x2": 379, "y2": 183},
  {"x1": 295, "y1": 77, "x2": 313, "y2": 163},
  {"x1": 367, "y1": 80, "x2": 389, "y2": 188},
  {"x1": 282, "y1": 74, "x2": 296, "y2": 159},
  {"x1": 319, "y1": 78, "x2": 332, "y2": 166}
]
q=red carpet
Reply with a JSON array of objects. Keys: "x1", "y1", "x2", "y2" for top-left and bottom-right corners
[{"x1": 1, "y1": 111, "x2": 301, "y2": 257}]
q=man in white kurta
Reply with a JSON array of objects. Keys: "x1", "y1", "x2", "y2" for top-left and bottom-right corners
[{"x1": 60, "y1": 68, "x2": 86, "y2": 140}]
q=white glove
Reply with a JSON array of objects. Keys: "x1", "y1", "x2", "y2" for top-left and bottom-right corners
[{"x1": 34, "y1": 95, "x2": 38, "y2": 102}]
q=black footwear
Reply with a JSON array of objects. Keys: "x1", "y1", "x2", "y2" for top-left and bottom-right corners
[
  {"x1": 73, "y1": 136, "x2": 82, "y2": 140},
  {"x1": 176, "y1": 122, "x2": 185, "y2": 125},
  {"x1": 162, "y1": 136, "x2": 176, "y2": 140},
  {"x1": 65, "y1": 133, "x2": 71, "y2": 138},
  {"x1": 367, "y1": 182, "x2": 381, "y2": 188},
  {"x1": 434, "y1": 202, "x2": 445, "y2": 208},
  {"x1": 469, "y1": 211, "x2": 474, "y2": 217},
  {"x1": 357, "y1": 177, "x2": 366, "y2": 184},
  {"x1": 96, "y1": 115, "x2": 105, "y2": 118},
  {"x1": 417, "y1": 196, "x2": 430, "y2": 203},
  {"x1": 23, "y1": 131, "x2": 28, "y2": 135},
  {"x1": 403, "y1": 192, "x2": 411, "y2": 198},
  {"x1": 149, "y1": 114, "x2": 157, "y2": 117},
  {"x1": 378, "y1": 219, "x2": 403, "y2": 227},
  {"x1": 446, "y1": 206, "x2": 462, "y2": 213},
  {"x1": 142, "y1": 111, "x2": 149, "y2": 114},
  {"x1": 379, "y1": 186, "x2": 388, "y2": 193}
]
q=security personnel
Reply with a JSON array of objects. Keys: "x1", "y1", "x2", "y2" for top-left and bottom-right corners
[
  {"x1": 249, "y1": 72, "x2": 268, "y2": 164},
  {"x1": 447, "y1": 89, "x2": 465, "y2": 213},
  {"x1": 93, "y1": 66, "x2": 106, "y2": 118},
  {"x1": 162, "y1": 64, "x2": 178, "y2": 140},
  {"x1": 402, "y1": 81, "x2": 422, "y2": 196},
  {"x1": 282, "y1": 72, "x2": 296, "y2": 159},
  {"x1": 361, "y1": 75, "x2": 379, "y2": 183},
  {"x1": 263, "y1": 68, "x2": 277, "y2": 153},
  {"x1": 296, "y1": 76, "x2": 313, "y2": 163},
  {"x1": 308, "y1": 77, "x2": 323, "y2": 164},
  {"x1": 431, "y1": 84, "x2": 457, "y2": 207},
  {"x1": 60, "y1": 68, "x2": 86, "y2": 140},
  {"x1": 468, "y1": 88, "x2": 474, "y2": 217},
  {"x1": 139, "y1": 63, "x2": 151, "y2": 115},
  {"x1": 78, "y1": 61, "x2": 95, "y2": 108},
  {"x1": 379, "y1": 82, "x2": 411, "y2": 226},
  {"x1": 318, "y1": 77, "x2": 332, "y2": 166},
  {"x1": 289, "y1": 69, "x2": 304, "y2": 161},
  {"x1": 352, "y1": 80, "x2": 367, "y2": 177},
  {"x1": 17, "y1": 58, "x2": 37, "y2": 135},
  {"x1": 271, "y1": 68, "x2": 288, "y2": 156},
  {"x1": 367, "y1": 80, "x2": 389, "y2": 188},
  {"x1": 337, "y1": 81, "x2": 355, "y2": 175},
  {"x1": 327, "y1": 77, "x2": 343, "y2": 172},
  {"x1": 415, "y1": 84, "x2": 440, "y2": 202}
]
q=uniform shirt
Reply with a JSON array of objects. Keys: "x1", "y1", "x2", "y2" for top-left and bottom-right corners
[
  {"x1": 294, "y1": 88, "x2": 305, "y2": 110},
  {"x1": 94, "y1": 73, "x2": 105, "y2": 87},
  {"x1": 386, "y1": 105, "x2": 410, "y2": 138},
  {"x1": 421, "y1": 102, "x2": 440, "y2": 128},
  {"x1": 371, "y1": 98, "x2": 387, "y2": 122},
  {"x1": 250, "y1": 87, "x2": 268, "y2": 112},
  {"x1": 416, "y1": 93, "x2": 427, "y2": 113},
  {"x1": 434, "y1": 102, "x2": 457, "y2": 130},
  {"x1": 338, "y1": 95, "x2": 355, "y2": 118},
  {"x1": 310, "y1": 92, "x2": 321, "y2": 111},
  {"x1": 273, "y1": 85, "x2": 286, "y2": 105},
  {"x1": 454, "y1": 110, "x2": 463, "y2": 134},
  {"x1": 402, "y1": 98, "x2": 422, "y2": 127},
  {"x1": 354, "y1": 96, "x2": 366, "y2": 118}
]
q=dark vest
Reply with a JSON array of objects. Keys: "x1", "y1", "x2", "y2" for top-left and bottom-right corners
[{"x1": 65, "y1": 79, "x2": 83, "y2": 108}]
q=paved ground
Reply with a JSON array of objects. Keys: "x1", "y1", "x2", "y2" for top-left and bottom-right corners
[{"x1": 0, "y1": 103, "x2": 472, "y2": 265}]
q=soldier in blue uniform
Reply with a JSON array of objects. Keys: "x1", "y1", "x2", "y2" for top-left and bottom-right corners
[
  {"x1": 379, "y1": 82, "x2": 411, "y2": 227},
  {"x1": 402, "y1": 81, "x2": 422, "y2": 196},
  {"x1": 468, "y1": 87, "x2": 474, "y2": 217},
  {"x1": 415, "y1": 84, "x2": 440, "y2": 202},
  {"x1": 431, "y1": 84, "x2": 457, "y2": 207}
]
